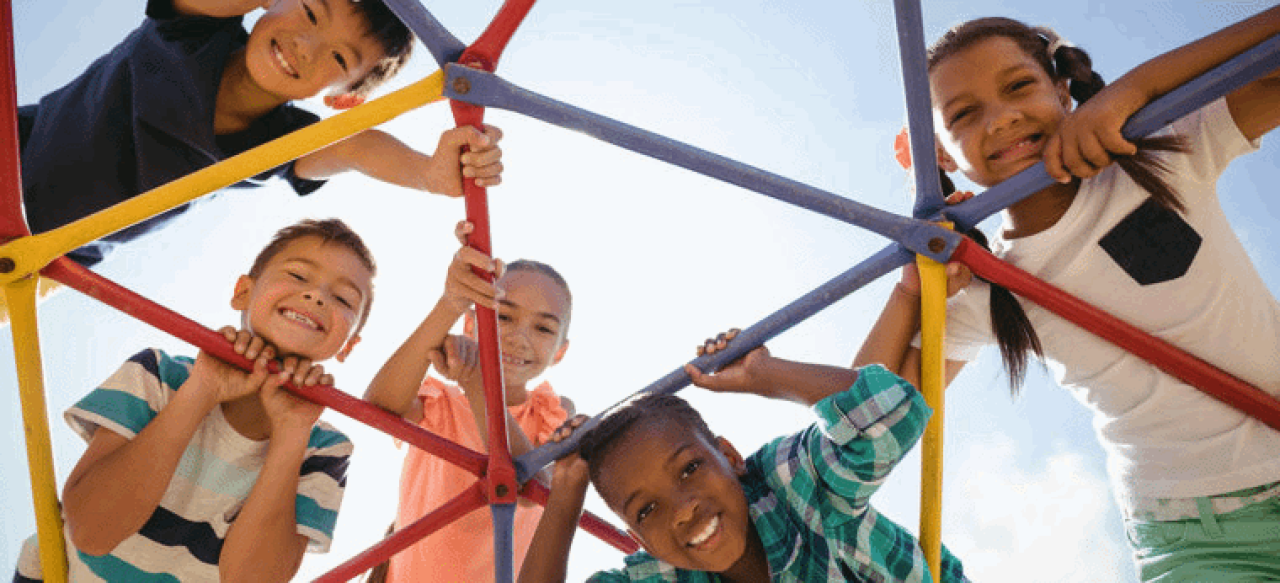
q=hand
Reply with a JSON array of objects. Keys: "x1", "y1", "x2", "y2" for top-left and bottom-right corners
[
  {"x1": 424, "y1": 124, "x2": 505, "y2": 197},
  {"x1": 683, "y1": 328, "x2": 773, "y2": 395},
  {"x1": 188, "y1": 327, "x2": 277, "y2": 404},
  {"x1": 428, "y1": 334, "x2": 484, "y2": 394},
  {"x1": 548, "y1": 415, "x2": 591, "y2": 492},
  {"x1": 442, "y1": 221, "x2": 504, "y2": 314},
  {"x1": 1042, "y1": 83, "x2": 1144, "y2": 183},
  {"x1": 260, "y1": 356, "x2": 329, "y2": 433},
  {"x1": 895, "y1": 260, "x2": 973, "y2": 299}
]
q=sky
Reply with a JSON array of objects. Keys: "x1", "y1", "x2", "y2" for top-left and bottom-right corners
[{"x1": 1, "y1": 0, "x2": 1277, "y2": 581}]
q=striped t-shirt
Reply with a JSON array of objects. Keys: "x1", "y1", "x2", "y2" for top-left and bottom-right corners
[{"x1": 15, "y1": 348, "x2": 352, "y2": 582}]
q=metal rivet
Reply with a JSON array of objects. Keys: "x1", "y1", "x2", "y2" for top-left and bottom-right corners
[
  {"x1": 0, "y1": 258, "x2": 14, "y2": 273},
  {"x1": 928, "y1": 238, "x2": 946, "y2": 254},
  {"x1": 495, "y1": 484, "x2": 509, "y2": 498},
  {"x1": 452, "y1": 76, "x2": 471, "y2": 95}
]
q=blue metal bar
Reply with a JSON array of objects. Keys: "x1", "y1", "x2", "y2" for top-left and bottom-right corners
[
  {"x1": 515, "y1": 244, "x2": 915, "y2": 482},
  {"x1": 893, "y1": 0, "x2": 946, "y2": 220},
  {"x1": 947, "y1": 33, "x2": 1280, "y2": 232},
  {"x1": 383, "y1": 0, "x2": 466, "y2": 69},
  {"x1": 443, "y1": 64, "x2": 965, "y2": 264},
  {"x1": 491, "y1": 503, "x2": 516, "y2": 583}
]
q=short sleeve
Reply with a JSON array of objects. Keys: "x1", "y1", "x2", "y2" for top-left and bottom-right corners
[
  {"x1": 295, "y1": 422, "x2": 354, "y2": 552},
  {"x1": 217, "y1": 104, "x2": 327, "y2": 196},
  {"x1": 1166, "y1": 97, "x2": 1261, "y2": 193},
  {"x1": 65, "y1": 349, "x2": 190, "y2": 442}
]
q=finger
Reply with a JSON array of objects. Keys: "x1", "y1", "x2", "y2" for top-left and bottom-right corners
[
  {"x1": 1078, "y1": 132, "x2": 1112, "y2": 174},
  {"x1": 303, "y1": 365, "x2": 325, "y2": 386},
  {"x1": 219, "y1": 326, "x2": 238, "y2": 343},
  {"x1": 454, "y1": 220, "x2": 474, "y2": 245},
  {"x1": 1042, "y1": 133, "x2": 1071, "y2": 184},
  {"x1": 245, "y1": 335, "x2": 266, "y2": 360},
  {"x1": 1099, "y1": 126, "x2": 1138, "y2": 157},
  {"x1": 278, "y1": 356, "x2": 299, "y2": 384},
  {"x1": 482, "y1": 123, "x2": 504, "y2": 144},
  {"x1": 726, "y1": 328, "x2": 741, "y2": 341},
  {"x1": 684, "y1": 363, "x2": 709, "y2": 388},
  {"x1": 233, "y1": 329, "x2": 252, "y2": 355},
  {"x1": 319, "y1": 373, "x2": 334, "y2": 387}
]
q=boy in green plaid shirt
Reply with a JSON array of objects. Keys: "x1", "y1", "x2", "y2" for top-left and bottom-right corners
[{"x1": 520, "y1": 330, "x2": 969, "y2": 582}]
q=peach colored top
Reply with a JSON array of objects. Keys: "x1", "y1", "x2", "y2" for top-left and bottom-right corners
[{"x1": 387, "y1": 377, "x2": 568, "y2": 583}]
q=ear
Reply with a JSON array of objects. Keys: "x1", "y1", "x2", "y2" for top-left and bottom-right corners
[
  {"x1": 935, "y1": 143, "x2": 959, "y2": 173},
  {"x1": 323, "y1": 93, "x2": 365, "y2": 110},
  {"x1": 336, "y1": 334, "x2": 361, "y2": 363},
  {"x1": 463, "y1": 310, "x2": 478, "y2": 340},
  {"x1": 715, "y1": 436, "x2": 747, "y2": 476},
  {"x1": 551, "y1": 338, "x2": 570, "y2": 366},
  {"x1": 231, "y1": 275, "x2": 254, "y2": 311}
]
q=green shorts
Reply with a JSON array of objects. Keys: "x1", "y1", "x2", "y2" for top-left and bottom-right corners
[{"x1": 1127, "y1": 495, "x2": 1280, "y2": 582}]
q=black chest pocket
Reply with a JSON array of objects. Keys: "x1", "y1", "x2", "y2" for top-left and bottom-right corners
[{"x1": 1097, "y1": 198, "x2": 1201, "y2": 286}]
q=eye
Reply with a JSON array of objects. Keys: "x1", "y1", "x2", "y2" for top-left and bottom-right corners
[
  {"x1": 498, "y1": 313, "x2": 513, "y2": 322},
  {"x1": 537, "y1": 325, "x2": 554, "y2": 335},
  {"x1": 288, "y1": 271, "x2": 306, "y2": 282},
  {"x1": 636, "y1": 502, "x2": 655, "y2": 523},
  {"x1": 680, "y1": 459, "x2": 701, "y2": 479},
  {"x1": 948, "y1": 106, "x2": 975, "y2": 127},
  {"x1": 335, "y1": 295, "x2": 354, "y2": 309},
  {"x1": 303, "y1": 3, "x2": 317, "y2": 24},
  {"x1": 332, "y1": 51, "x2": 348, "y2": 72},
  {"x1": 1007, "y1": 78, "x2": 1034, "y2": 93}
]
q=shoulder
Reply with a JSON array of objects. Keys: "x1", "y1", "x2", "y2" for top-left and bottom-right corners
[
  {"x1": 64, "y1": 348, "x2": 193, "y2": 442},
  {"x1": 587, "y1": 551, "x2": 687, "y2": 582}
]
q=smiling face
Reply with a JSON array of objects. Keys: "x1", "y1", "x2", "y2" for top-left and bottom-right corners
[
  {"x1": 930, "y1": 36, "x2": 1072, "y2": 187},
  {"x1": 492, "y1": 269, "x2": 571, "y2": 389},
  {"x1": 594, "y1": 416, "x2": 755, "y2": 574},
  {"x1": 231, "y1": 236, "x2": 373, "y2": 362},
  {"x1": 243, "y1": 0, "x2": 388, "y2": 102}
]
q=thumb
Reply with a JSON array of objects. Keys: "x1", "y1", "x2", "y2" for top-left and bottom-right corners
[{"x1": 428, "y1": 348, "x2": 448, "y2": 372}]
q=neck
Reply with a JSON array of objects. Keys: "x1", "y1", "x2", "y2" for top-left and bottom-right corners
[
  {"x1": 503, "y1": 382, "x2": 530, "y2": 407},
  {"x1": 1000, "y1": 180, "x2": 1080, "y2": 240},
  {"x1": 222, "y1": 395, "x2": 272, "y2": 441},
  {"x1": 216, "y1": 48, "x2": 289, "y2": 135},
  {"x1": 719, "y1": 523, "x2": 771, "y2": 583}
]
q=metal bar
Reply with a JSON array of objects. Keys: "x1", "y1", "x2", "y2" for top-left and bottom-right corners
[
  {"x1": 893, "y1": 0, "x2": 946, "y2": 220},
  {"x1": 915, "y1": 252, "x2": 948, "y2": 579},
  {"x1": 456, "y1": 0, "x2": 538, "y2": 71},
  {"x1": 951, "y1": 238, "x2": 1280, "y2": 429},
  {"x1": 0, "y1": 0, "x2": 26, "y2": 238},
  {"x1": 313, "y1": 481, "x2": 489, "y2": 582},
  {"x1": 491, "y1": 503, "x2": 516, "y2": 583},
  {"x1": 443, "y1": 66, "x2": 964, "y2": 264},
  {"x1": 946, "y1": 33, "x2": 1280, "y2": 232},
  {"x1": 517, "y1": 243, "x2": 915, "y2": 479},
  {"x1": 518, "y1": 479, "x2": 639, "y2": 554},
  {"x1": 382, "y1": 0, "x2": 466, "y2": 69}
]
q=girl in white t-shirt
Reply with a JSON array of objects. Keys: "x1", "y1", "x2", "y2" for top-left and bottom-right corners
[{"x1": 855, "y1": 8, "x2": 1280, "y2": 581}]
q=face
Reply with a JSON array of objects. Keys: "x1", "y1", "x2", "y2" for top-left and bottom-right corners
[
  {"x1": 596, "y1": 417, "x2": 753, "y2": 574},
  {"x1": 231, "y1": 237, "x2": 373, "y2": 362},
  {"x1": 930, "y1": 36, "x2": 1072, "y2": 187},
  {"x1": 489, "y1": 270, "x2": 571, "y2": 388},
  {"x1": 244, "y1": 0, "x2": 387, "y2": 101}
]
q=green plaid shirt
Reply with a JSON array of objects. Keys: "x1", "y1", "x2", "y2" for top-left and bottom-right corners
[{"x1": 587, "y1": 365, "x2": 968, "y2": 583}]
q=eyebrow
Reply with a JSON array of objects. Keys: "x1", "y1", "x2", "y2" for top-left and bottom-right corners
[
  {"x1": 621, "y1": 443, "x2": 694, "y2": 515},
  {"x1": 498, "y1": 298, "x2": 563, "y2": 326},
  {"x1": 940, "y1": 63, "x2": 1038, "y2": 113}
]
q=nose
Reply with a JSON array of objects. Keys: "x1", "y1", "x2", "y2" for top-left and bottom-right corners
[
  {"x1": 303, "y1": 290, "x2": 324, "y2": 306},
  {"x1": 986, "y1": 103, "x2": 1022, "y2": 135},
  {"x1": 673, "y1": 495, "x2": 698, "y2": 528}
]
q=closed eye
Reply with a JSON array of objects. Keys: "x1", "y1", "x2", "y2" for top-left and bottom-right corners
[
  {"x1": 288, "y1": 271, "x2": 306, "y2": 282},
  {"x1": 948, "y1": 106, "x2": 975, "y2": 127},
  {"x1": 303, "y1": 3, "x2": 317, "y2": 24},
  {"x1": 333, "y1": 51, "x2": 348, "y2": 72}
]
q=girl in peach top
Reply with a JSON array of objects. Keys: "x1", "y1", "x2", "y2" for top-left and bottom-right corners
[{"x1": 364, "y1": 221, "x2": 575, "y2": 582}]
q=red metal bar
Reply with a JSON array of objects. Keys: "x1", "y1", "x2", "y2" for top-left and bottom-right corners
[
  {"x1": 952, "y1": 237, "x2": 1280, "y2": 429},
  {"x1": 0, "y1": 0, "x2": 27, "y2": 239},
  {"x1": 40, "y1": 256, "x2": 491, "y2": 476},
  {"x1": 454, "y1": 0, "x2": 537, "y2": 71},
  {"x1": 313, "y1": 481, "x2": 489, "y2": 583},
  {"x1": 520, "y1": 479, "x2": 640, "y2": 554}
]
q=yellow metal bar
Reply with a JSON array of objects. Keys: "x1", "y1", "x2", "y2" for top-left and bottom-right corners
[
  {"x1": 0, "y1": 70, "x2": 447, "y2": 286},
  {"x1": 8, "y1": 274, "x2": 67, "y2": 583},
  {"x1": 916, "y1": 244, "x2": 949, "y2": 580}
]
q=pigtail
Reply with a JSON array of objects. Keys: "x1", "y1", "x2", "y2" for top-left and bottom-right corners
[
  {"x1": 1040, "y1": 28, "x2": 1191, "y2": 213},
  {"x1": 935, "y1": 169, "x2": 1044, "y2": 394}
]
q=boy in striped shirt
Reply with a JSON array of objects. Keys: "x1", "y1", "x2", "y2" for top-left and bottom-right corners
[
  {"x1": 521, "y1": 331, "x2": 969, "y2": 583},
  {"x1": 16, "y1": 218, "x2": 375, "y2": 582}
]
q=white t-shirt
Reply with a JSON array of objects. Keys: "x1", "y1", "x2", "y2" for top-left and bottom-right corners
[{"x1": 942, "y1": 99, "x2": 1280, "y2": 508}]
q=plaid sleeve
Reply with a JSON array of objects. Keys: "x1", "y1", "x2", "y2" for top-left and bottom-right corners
[
  {"x1": 295, "y1": 422, "x2": 353, "y2": 552},
  {"x1": 804, "y1": 364, "x2": 930, "y2": 506}
]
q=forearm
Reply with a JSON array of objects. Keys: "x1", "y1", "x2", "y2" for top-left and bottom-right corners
[
  {"x1": 220, "y1": 428, "x2": 311, "y2": 583},
  {"x1": 517, "y1": 486, "x2": 586, "y2": 583},
  {"x1": 62, "y1": 390, "x2": 215, "y2": 554},
  {"x1": 365, "y1": 299, "x2": 465, "y2": 415},
  {"x1": 853, "y1": 284, "x2": 922, "y2": 384},
  {"x1": 752, "y1": 355, "x2": 859, "y2": 407},
  {"x1": 296, "y1": 130, "x2": 435, "y2": 191}
]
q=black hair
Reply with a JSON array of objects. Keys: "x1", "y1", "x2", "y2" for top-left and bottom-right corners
[
  {"x1": 578, "y1": 393, "x2": 715, "y2": 490},
  {"x1": 928, "y1": 17, "x2": 1189, "y2": 393},
  {"x1": 344, "y1": 0, "x2": 415, "y2": 98}
]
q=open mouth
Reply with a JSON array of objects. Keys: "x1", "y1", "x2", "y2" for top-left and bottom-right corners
[
  {"x1": 271, "y1": 40, "x2": 300, "y2": 79},
  {"x1": 988, "y1": 133, "x2": 1043, "y2": 162},
  {"x1": 279, "y1": 308, "x2": 321, "y2": 331},
  {"x1": 686, "y1": 514, "x2": 722, "y2": 550},
  {"x1": 502, "y1": 353, "x2": 533, "y2": 367}
]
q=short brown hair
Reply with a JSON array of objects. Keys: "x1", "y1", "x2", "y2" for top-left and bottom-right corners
[{"x1": 249, "y1": 218, "x2": 377, "y2": 333}]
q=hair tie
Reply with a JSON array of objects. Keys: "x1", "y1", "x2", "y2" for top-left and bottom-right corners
[
  {"x1": 894, "y1": 127, "x2": 912, "y2": 170},
  {"x1": 1033, "y1": 26, "x2": 1074, "y2": 56}
]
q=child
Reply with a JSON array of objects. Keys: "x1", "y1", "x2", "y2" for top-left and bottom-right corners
[
  {"x1": 13, "y1": 218, "x2": 376, "y2": 582},
  {"x1": 17, "y1": 0, "x2": 504, "y2": 268},
  {"x1": 363, "y1": 221, "x2": 575, "y2": 582},
  {"x1": 521, "y1": 330, "x2": 969, "y2": 583},
  {"x1": 856, "y1": 8, "x2": 1280, "y2": 581}
]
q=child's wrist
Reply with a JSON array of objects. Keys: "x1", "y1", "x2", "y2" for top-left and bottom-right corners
[{"x1": 893, "y1": 282, "x2": 921, "y2": 299}]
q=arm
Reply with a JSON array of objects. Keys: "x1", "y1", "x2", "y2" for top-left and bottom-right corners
[
  {"x1": 853, "y1": 262, "x2": 969, "y2": 389},
  {"x1": 63, "y1": 331, "x2": 275, "y2": 554},
  {"x1": 1047, "y1": 6, "x2": 1280, "y2": 178},
  {"x1": 221, "y1": 359, "x2": 332, "y2": 582},
  {"x1": 685, "y1": 331, "x2": 856, "y2": 407},
  {"x1": 519, "y1": 419, "x2": 590, "y2": 583},
  {"x1": 294, "y1": 126, "x2": 504, "y2": 197},
  {"x1": 363, "y1": 223, "x2": 500, "y2": 416}
]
